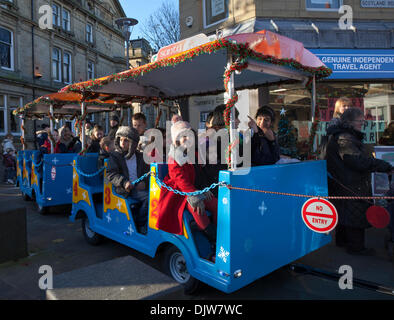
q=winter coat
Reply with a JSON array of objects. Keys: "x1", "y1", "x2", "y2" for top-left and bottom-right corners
[
  {"x1": 108, "y1": 125, "x2": 119, "y2": 140},
  {"x1": 195, "y1": 134, "x2": 228, "y2": 198},
  {"x1": 156, "y1": 153, "x2": 197, "y2": 235},
  {"x1": 106, "y1": 126, "x2": 149, "y2": 197},
  {"x1": 2, "y1": 138, "x2": 16, "y2": 155},
  {"x1": 106, "y1": 150, "x2": 149, "y2": 197},
  {"x1": 55, "y1": 137, "x2": 81, "y2": 153},
  {"x1": 325, "y1": 122, "x2": 392, "y2": 229},
  {"x1": 87, "y1": 139, "x2": 100, "y2": 153},
  {"x1": 251, "y1": 127, "x2": 280, "y2": 166},
  {"x1": 3, "y1": 154, "x2": 16, "y2": 168}
]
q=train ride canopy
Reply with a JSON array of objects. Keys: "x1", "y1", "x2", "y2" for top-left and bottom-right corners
[
  {"x1": 13, "y1": 91, "x2": 132, "y2": 120},
  {"x1": 60, "y1": 30, "x2": 331, "y2": 101},
  {"x1": 59, "y1": 30, "x2": 331, "y2": 168}
]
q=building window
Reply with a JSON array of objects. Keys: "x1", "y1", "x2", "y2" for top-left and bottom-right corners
[
  {"x1": 0, "y1": 27, "x2": 13, "y2": 70},
  {"x1": 62, "y1": 8, "x2": 71, "y2": 31},
  {"x1": 0, "y1": 95, "x2": 5, "y2": 134},
  {"x1": 86, "y1": 23, "x2": 93, "y2": 43},
  {"x1": 8, "y1": 96, "x2": 21, "y2": 134},
  {"x1": 52, "y1": 48, "x2": 61, "y2": 82},
  {"x1": 87, "y1": 60, "x2": 95, "y2": 79},
  {"x1": 52, "y1": 3, "x2": 60, "y2": 27},
  {"x1": 0, "y1": 94, "x2": 22, "y2": 135},
  {"x1": 305, "y1": 0, "x2": 342, "y2": 10},
  {"x1": 63, "y1": 52, "x2": 72, "y2": 84},
  {"x1": 203, "y1": 0, "x2": 229, "y2": 29}
]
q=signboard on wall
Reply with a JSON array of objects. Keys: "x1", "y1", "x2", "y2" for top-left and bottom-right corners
[
  {"x1": 313, "y1": 120, "x2": 386, "y2": 144},
  {"x1": 309, "y1": 49, "x2": 394, "y2": 79},
  {"x1": 361, "y1": 0, "x2": 394, "y2": 8}
]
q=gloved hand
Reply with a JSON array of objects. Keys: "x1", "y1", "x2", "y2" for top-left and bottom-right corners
[
  {"x1": 187, "y1": 194, "x2": 206, "y2": 216},
  {"x1": 204, "y1": 190, "x2": 214, "y2": 201}
]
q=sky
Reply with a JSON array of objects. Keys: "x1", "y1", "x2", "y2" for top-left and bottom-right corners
[{"x1": 118, "y1": 0, "x2": 179, "y2": 40}]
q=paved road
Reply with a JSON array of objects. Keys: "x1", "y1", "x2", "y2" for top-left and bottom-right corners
[{"x1": 0, "y1": 182, "x2": 393, "y2": 300}]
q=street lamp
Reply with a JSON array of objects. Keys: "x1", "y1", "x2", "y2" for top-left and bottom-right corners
[{"x1": 115, "y1": 17, "x2": 138, "y2": 69}]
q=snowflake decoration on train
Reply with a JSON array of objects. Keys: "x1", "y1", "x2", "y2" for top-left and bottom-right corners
[{"x1": 218, "y1": 246, "x2": 230, "y2": 263}]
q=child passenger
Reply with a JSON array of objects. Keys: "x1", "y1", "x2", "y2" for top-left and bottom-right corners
[
  {"x1": 156, "y1": 121, "x2": 217, "y2": 249},
  {"x1": 106, "y1": 126, "x2": 150, "y2": 234}
]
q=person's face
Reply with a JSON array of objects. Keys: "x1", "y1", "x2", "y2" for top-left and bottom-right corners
[
  {"x1": 94, "y1": 130, "x2": 104, "y2": 140},
  {"x1": 52, "y1": 131, "x2": 59, "y2": 142},
  {"x1": 171, "y1": 115, "x2": 182, "y2": 124},
  {"x1": 63, "y1": 127, "x2": 72, "y2": 140},
  {"x1": 110, "y1": 120, "x2": 118, "y2": 127},
  {"x1": 105, "y1": 141, "x2": 115, "y2": 153},
  {"x1": 132, "y1": 119, "x2": 146, "y2": 135},
  {"x1": 120, "y1": 136, "x2": 130, "y2": 151},
  {"x1": 339, "y1": 102, "x2": 351, "y2": 114},
  {"x1": 351, "y1": 115, "x2": 365, "y2": 131},
  {"x1": 85, "y1": 123, "x2": 92, "y2": 130},
  {"x1": 234, "y1": 117, "x2": 240, "y2": 129},
  {"x1": 256, "y1": 115, "x2": 272, "y2": 130}
]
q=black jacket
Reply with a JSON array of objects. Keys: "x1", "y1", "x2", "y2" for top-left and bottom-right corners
[
  {"x1": 251, "y1": 127, "x2": 280, "y2": 166},
  {"x1": 87, "y1": 139, "x2": 100, "y2": 153},
  {"x1": 106, "y1": 150, "x2": 149, "y2": 197},
  {"x1": 325, "y1": 122, "x2": 392, "y2": 228}
]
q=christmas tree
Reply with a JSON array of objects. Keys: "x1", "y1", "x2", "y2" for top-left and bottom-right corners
[{"x1": 277, "y1": 108, "x2": 299, "y2": 159}]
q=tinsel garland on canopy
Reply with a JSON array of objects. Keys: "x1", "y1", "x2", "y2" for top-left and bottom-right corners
[{"x1": 61, "y1": 38, "x2": 332, "y2": 95}]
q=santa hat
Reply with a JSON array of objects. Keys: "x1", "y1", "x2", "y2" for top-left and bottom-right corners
[{"x1": 171, "y1": 121, "x2": 192, "y2": 144}]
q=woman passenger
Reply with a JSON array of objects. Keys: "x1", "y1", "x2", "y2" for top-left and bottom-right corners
[
  {"x1": 55, "y1": 125, "x2": 81, "y2": 153},
  {"x1": 156, "y1": 121, "x2": 217, "y2": 249}
]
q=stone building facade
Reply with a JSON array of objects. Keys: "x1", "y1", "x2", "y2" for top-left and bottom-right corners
[{"x1": 0, "y1": 0, "x2": 128, "y2": 148}]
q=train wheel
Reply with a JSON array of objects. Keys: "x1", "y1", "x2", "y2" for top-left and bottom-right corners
[
  {"x1": 82, "y1": 216, "x2": 103, "y2": 246},
  {"x1": 163, "y1": 246, "x2": 201, "y2": 295},
  {"x1": 22, "y1": 192, "x2": 31, "y2": 201},
  {"x1": 37, "y1": 203, "x2": 48, "y2": 215}
]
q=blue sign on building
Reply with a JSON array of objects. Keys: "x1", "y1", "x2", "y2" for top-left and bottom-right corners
[{"x1": 309, "y1": 49, "x2": 394, "y2": 80}]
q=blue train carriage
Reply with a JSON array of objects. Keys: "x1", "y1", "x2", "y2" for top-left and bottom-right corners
[
  {"x1": 32, "y1": 153, "x2": 76, "y2": 214},
  {"x1": 70, "y1": 154, "x2": 331, "y2": 293},
  {"x1": 16, "y1": 150, "x2": 24, "y2": 187},
  {"x1": 13, "y1": 92, "x2": 125, "y2": 214},
  {"x1": 64, "y1": 30, "x2": 334, "y2": 293},
  {"x1": 19, "y1": 150, "x2": 39, "y2": 201}
]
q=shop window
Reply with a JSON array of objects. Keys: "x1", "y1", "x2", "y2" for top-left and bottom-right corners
[
  {"x1": 203, "y1": 0, "x2": 229, "y2": 29},
  {"x1": 306, "y1": 0, "x2": 342, "y2": 10},
  {"x1": 0, "y1": 27, "x2": 13, "y2": 70}
]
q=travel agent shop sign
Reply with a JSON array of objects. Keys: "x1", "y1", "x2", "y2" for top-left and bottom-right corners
[
  {"x1": 361, "y1": 0, "x2": 394, "y2": 8},
  {"x1": 309, "y1": 49, "x2": 394, "y2": 79}
]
